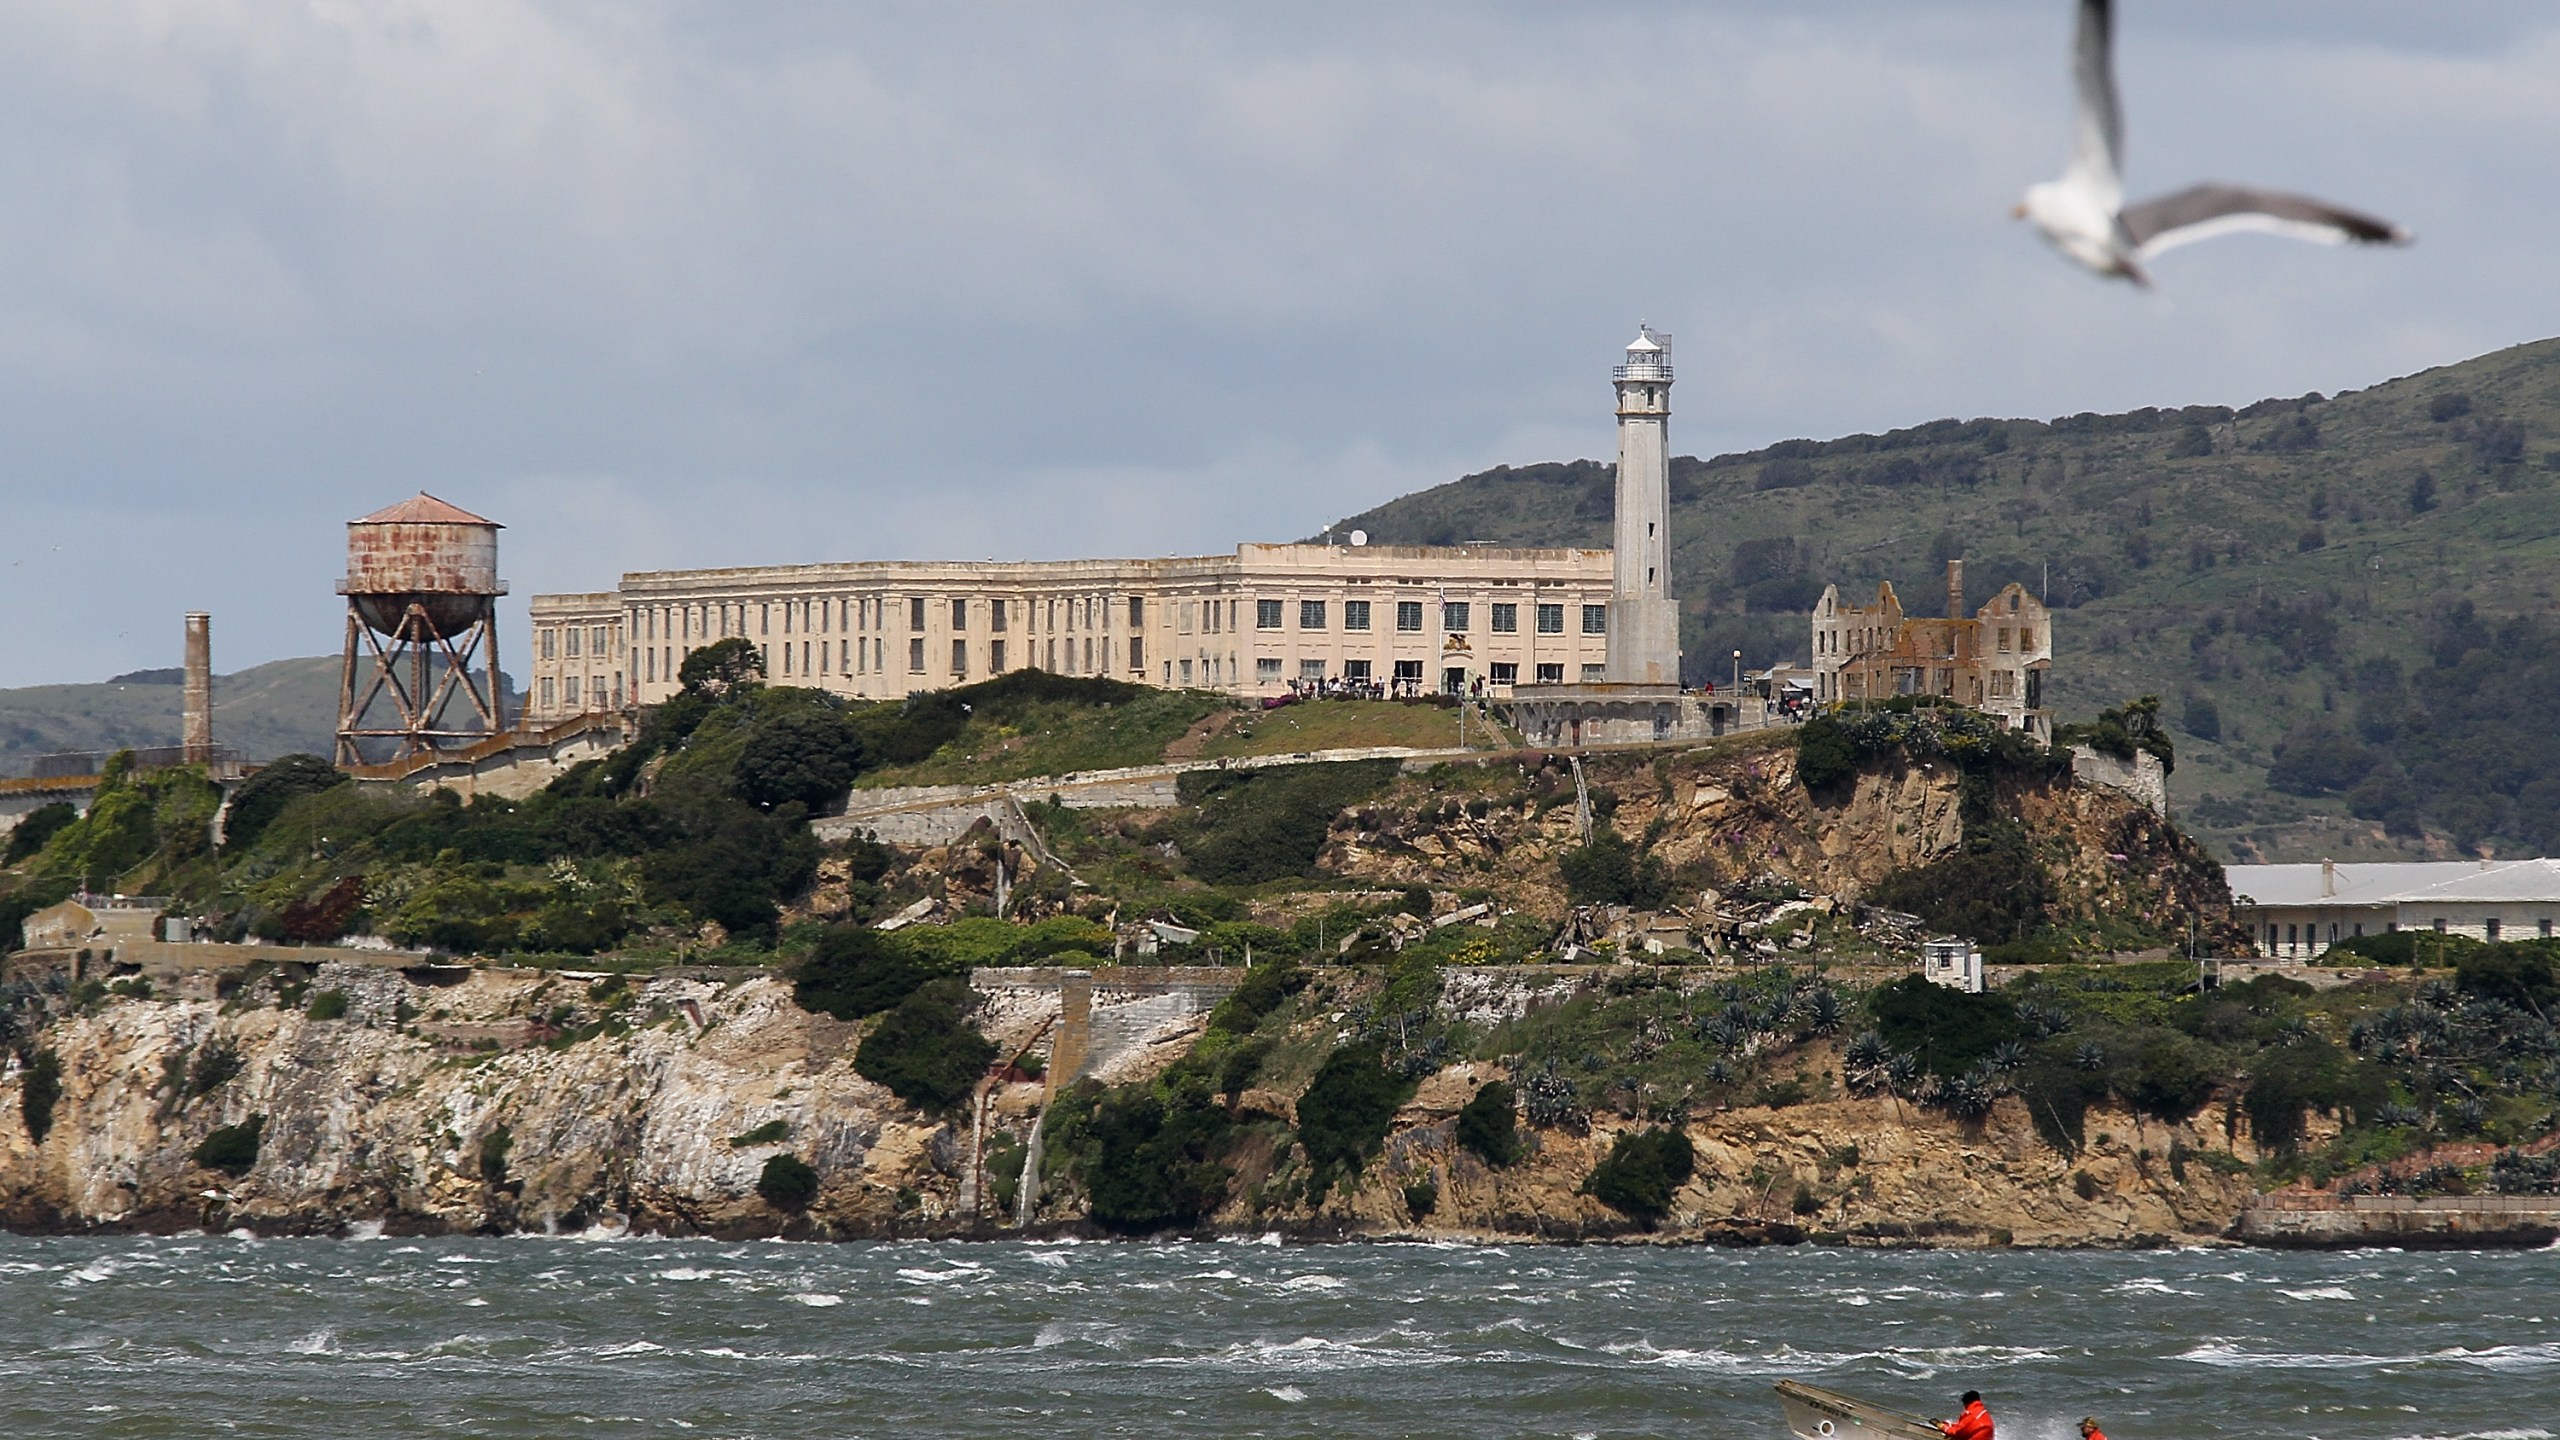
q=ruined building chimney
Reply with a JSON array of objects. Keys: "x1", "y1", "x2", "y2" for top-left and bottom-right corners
[
  {"x1": 1945, "y1": 558, "x2": 1965, "y2": 620},
  {"x1": 182, "y1": 612, "x2": 213, "y2": 764}
]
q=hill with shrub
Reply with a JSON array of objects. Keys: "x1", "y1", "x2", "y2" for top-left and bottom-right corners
[{"x1": 1325, "y1": 337, "x2": 2560, "y2": 864}]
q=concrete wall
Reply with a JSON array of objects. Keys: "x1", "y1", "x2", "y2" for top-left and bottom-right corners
[
  {"x1": 2238, "y1": 1194, "x2": 2560, "y2": 1248},
  {"x1": 2070, "y1": 745, "x2": 2168, "y2": 819}
]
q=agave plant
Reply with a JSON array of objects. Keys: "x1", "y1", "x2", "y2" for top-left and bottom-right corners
[
  {"x1": 2074, "y1": 1041, "x2": 2107, "y2": 1072},
  {"x1": 1988, "y1": 1040, "x2": 2031, "y2": 1073},
  {"x1": 1795, "y1": 987, "x2": 1844, "y2": 1036}
]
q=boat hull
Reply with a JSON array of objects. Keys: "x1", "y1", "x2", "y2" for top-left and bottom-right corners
[{"x1": 1775, "y1": 1380, "x2": 1945, "y2": 1440}]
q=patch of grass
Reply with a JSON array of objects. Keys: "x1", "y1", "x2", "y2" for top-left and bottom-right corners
[
  {"x1": 854, "y1": 689, "x2": 1226, "y2": 787},
  {"x1": 1199, "y1": 699, "x2": 1504, "y2": 759}
]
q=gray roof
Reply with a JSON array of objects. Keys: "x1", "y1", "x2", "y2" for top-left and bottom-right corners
[{"x1": 2228, "y1": 859, "x2": 2560, "y2": 909}]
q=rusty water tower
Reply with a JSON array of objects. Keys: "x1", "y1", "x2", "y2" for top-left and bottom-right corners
[{"x1": 334, "y1": 493, "x2": 509, "y2": 764}]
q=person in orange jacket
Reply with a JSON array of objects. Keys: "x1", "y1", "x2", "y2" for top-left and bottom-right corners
[
  {"x1": 2079, "y1": 1418, "x2": 2108, "y2": 1440},
  {"x1": 1939, "y1": 1392, "x2": 1994, "y2": 1440}
]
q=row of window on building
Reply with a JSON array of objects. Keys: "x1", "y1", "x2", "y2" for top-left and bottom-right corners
[{"x1": 2270, "y1": 916, "x2": 2557, "y2": 952}]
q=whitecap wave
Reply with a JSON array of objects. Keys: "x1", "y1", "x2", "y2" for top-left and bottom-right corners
[
  {"x1": 2282, "y1": 1286, "x2": 2357, "y2": 1301},
  {"x1": 790, "y1": 1293, "x2": 843, "y2": 1307},
  {"x1": 1264, "y1": 1385, "x2": 1308, "y2": 1402}
]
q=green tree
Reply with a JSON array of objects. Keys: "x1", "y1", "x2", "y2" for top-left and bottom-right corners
[
  {"x1": 793, "y1": 925, "x2": 936, "y2": 1020},
  {"x1": 221, "y1": 755, "x2": 349, "y2": 854},
  {"x1": 735, "y1": 707, "x2": 867, "y2": 811},
  {"x1": 1558, "y1": 829, "x2": 1666, "y2": 908},
  {"x1": 193, "y1": 1115, "x2": 265, "y2": 1176},
  {"x1": 1583, "y1": 1127, "x2": 1695, "y2": 1224},
  {"x1": 1295, "y1": 1042, "x2": 1415, "y2": 1191},
  {"x1": 3, "y1": 802, "x2": 78, "y2": 865},
  {"x1": 855, "y1": 977, "x2": 997, "y2": 1111},
  {"x1": 757, "y1": 1154, "x2": 821, "y2": 1210},
  {"x1": 1795, "y1": 715, "x2": 1857, "y2": 792},
  {"x1": 679, "y1": 637, "x2": 767, "y2": 696},
  {"x1": 1454, "y1": 1080, "x2": 1523, "y2": 1167}
]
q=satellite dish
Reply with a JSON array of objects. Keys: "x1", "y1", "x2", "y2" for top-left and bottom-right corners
[{"x1": 1349, "y1": 530, "x2": 1369, "y2": 547}]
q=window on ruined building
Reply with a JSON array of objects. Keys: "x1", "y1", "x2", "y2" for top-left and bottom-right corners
[
  {"x1": 1393, "y1": 660, "x2": 1423, "y2": 683},
  {"x1": 1126, "y1": 637, "x2": 1139, "y2": 670},
  {"x1": 1582, "y1": 605, "x2": 1607, "y2": 635},
  {"x1": 1396, "y1": 601, "x2": 1424, "y2": 632},
  {"x1": 541, "y1": 628, "x2": 557, "y2": 660},
  {"x1": 910, "y1": 597, "x2": 927, "y2": 630},
  {"x1": 951, "y1": 639, "x2": 968, "y2": 675},
  {"x1": 1301, "y1": 600, "x2": 1327, "y2": 630},
  {"x1": 1180, "y1": 601, "x2": 1195, "y2": 633},
  {"x1": 2020, "y1": 626, "x2": 2036, "y2": 649},
  {"x1": 951, "y1": 598, "x2": 968, "y2": 630},
  {"x1": 563, "y1": 628, "x2": 581, "y2": 659},
  {"x1": 1301, "y1": 659, "x2": 1327, "y2": 680},
  {"x1": 910, "y1": 638, "x2": 926, "y2": 672},
  {"x1": 1344, "y1": 659, "x2": 1372, "y2": 681},
  {"x1": 1537, "y1": 604, "x2": 1564, "y2": 634},
  {"x1": 1489, "y1": 662, "x2": 1518, "y2": 685},
  {"x1": 991, "y1": 600, "x2": 1007, "y2": 632},
  {"x1": 1179, "y1": 659, "x2": 1193, "y2": 685},
  {"x1": 1443, "y1": 602, "x2": 1469, "y2": 631},
  {"x1": 1256, "y1": 657, "x2": 1282, "y2": 682},
  {"x1": 1046, "y1": 639, "x2": 1058, "y2": 670},
  {"x1": 1536, "y1": 663, "x2": 1564, "y2": 684},
  {"x1": 539, "y1": 676, "x2": 555, "y2": 710},
  {"x1": 992, "y1": 640, "x2": 1006, "y2": 672},
  {"x1": 1129, "y1": 597, "x2": 1144, "y2": 628},
  {"x1": 1344, "y1": 600, "x2": 1370, "y2": 631},
  {"x1": 1580, "y1": 664, "x2": 1605, "y2": 681},
  {"x1": 1257, "y1": 599, "x2": 1282, "y2": 629},
  {"x1": 1491, "y1": 603, "x2": 1517, "y2": 633}
]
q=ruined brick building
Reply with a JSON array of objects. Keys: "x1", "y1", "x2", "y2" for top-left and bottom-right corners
[{"x1": 1808, "y1": 560, "x2": 2054, "y2": 738}]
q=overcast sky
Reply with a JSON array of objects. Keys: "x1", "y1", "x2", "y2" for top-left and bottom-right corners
[{"x1": 2, "y1": 1, "x2": 2554, "y2": 686}]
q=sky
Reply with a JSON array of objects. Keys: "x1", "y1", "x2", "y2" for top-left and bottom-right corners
[{"x1": 1, "y1": 1, "x2": 2555, "y2": 687}]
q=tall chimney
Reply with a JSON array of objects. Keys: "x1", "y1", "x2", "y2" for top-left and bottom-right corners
[
  {"x1": 182, "y1": 612, "x2": 213, "y2": 764},
  {"x1": 1945, "y1": 558, "x2": 1965, "y2": 619}
]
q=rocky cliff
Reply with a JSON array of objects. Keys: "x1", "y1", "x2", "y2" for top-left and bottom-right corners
[{"x1": 0, "y1": 957, "x2": 2268, "y2": 1246}]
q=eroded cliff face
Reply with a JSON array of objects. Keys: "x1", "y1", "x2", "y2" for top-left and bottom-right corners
[
  {"x1": 1308, "y1": 738, "x2": 2232, "y2": 938},
  {"x1": 0, "y1": 966, "x2": 971, "y2": 1238},
  {"x1": 1242, "y1": 1057, "x2": 2262, "y2": 1248},
  {"x1": 0, "y1": 960, "x2": 2265, "y2": 1246}
]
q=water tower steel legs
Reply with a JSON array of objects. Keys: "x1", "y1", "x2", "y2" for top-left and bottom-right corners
[{"x1": 335, "y1": 601, "x2": 505, "y2": 765}]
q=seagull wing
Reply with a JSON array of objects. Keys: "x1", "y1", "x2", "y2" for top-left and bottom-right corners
[
  {"x1": 2123, "y1": 183, "x2": 2413, "y2": 259},
  {"x1": 2064, "y1": 0, "x2": 2125, "y2": 209}
]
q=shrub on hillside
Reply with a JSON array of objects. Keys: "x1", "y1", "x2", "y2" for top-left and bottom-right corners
[
  {"x1": 193, "y1": 1115, "x2": 264, "y2": 1176},
  {"x1": 2242, "y1": 1037, "x2": 2387, "y2": 1152},
  {"x1": 735, "y1": 707, "x2": 868, "y2": 812},
  {"x1": 794, "y1": 925, "x2": 936, "y2": 1020},
  {"x1": 1557, "y1": 829, "x2": 1666, "y2": 908},
  {"x1": 757, "y1": 1154, "x2": 821, "y2": 1210},
  {"x1": 1053, "y1": 1077, "x2": 1237, "y2": 1233},
  {"x1": 855, "y1": 977, "x2": 997, "y2": 1112},
  {"x1": 1295, "y1": 1042, "x2": 1415, "y2": 1191},
  {"x1": 3, "y1": 802, "x2": 78, "y2": 865},
  {"x1": 220, "y1": 755, "x2": 351, "y2": 855},
  {"x1": 19, "y1": 1048, "x2": 62, "y2": 1142},
  {"x1": 1795, "y1": 715, "x2": 1857, "y2": 793},
  {"x1": 1868, "y1": 975, "x2": 2025, "y2": 1079},
  {"x1": 305, "y1": 989, "x2": 349, "y2": 1021},
  {"x1": 1177, "y1": 760, "x2": 1398, "y2": 885},
  {"x1": 1455, "y1": 1080, "x2": 1523, "y2": 1167},
  {"x1": 1583, "y1": 1127, "x2": 1695, "y2": 1224},
  {"x1": 2456, "y1": 947, "x2": 2560, "y2": 1011}
]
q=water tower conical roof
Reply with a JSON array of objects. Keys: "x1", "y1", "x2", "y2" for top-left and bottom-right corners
[{"x1": 352, "y1": 492, "x2": 500, "y2": 527}]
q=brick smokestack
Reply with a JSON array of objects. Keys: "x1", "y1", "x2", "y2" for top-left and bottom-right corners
[
  {"x1": 1945, "y1": 558, "x2": 1965, "y2": 619},
  {"x1": 183, "y1": 612, "x2": 213, "y2": 764}
]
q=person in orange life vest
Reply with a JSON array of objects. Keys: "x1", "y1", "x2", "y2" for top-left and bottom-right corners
[
  {"x1": 2079, "y1": 1418, "x2": 2108, "y2": 1440},
  {"x1": 1939, "y1": 1392, "x2": 1994, "y2": 1440}
]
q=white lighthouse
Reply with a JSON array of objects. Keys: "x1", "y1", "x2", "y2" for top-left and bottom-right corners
[{"x1": 1606, "y1": 325, "x2": 1682, "y2": 684}]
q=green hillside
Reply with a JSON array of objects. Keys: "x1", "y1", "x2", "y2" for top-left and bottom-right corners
[{"x1": 1327, "y1": 337, "x2": 2560, "y2": 865}]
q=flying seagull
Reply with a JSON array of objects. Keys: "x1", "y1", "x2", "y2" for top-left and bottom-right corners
[{"x1": 2016, "y1": 0, "x2": 2411, "y2": 284}]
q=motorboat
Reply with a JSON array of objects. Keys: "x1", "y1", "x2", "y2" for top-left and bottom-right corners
[{"x1": 1775, "y1": 1380, "x2": 1946, "y2": 1440}]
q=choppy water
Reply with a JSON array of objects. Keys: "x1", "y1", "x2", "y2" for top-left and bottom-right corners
[{"x1": 2, "y1": 1235, "x2": 2553, "y2": 1439}]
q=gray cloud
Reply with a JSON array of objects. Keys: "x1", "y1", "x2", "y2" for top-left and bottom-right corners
[{"x1": 0, "y1": 1, "x2": 2552, "y2": 684}]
